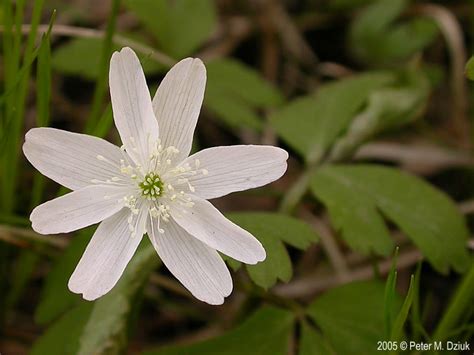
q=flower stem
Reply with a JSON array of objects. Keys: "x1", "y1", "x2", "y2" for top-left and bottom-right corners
[
  {"x1": 279, "y1": 166, "x2": 315, "y2": 214},
  {"x1": 279, "y1": 148, "x2": 324, "y2": 214}
]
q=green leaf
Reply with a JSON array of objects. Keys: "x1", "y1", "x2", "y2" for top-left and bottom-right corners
[
  {"x1": 466, "y1": 56, "x2": 474, "y2": 80},
  {"x1": 226, "y1": 212, "x2": 319, "y2": 289},
  {"x1": 384, "y1": 248, "x2": 399, "y2": 338},
  {"x1": 205, "y1": 59, "x2": 283, "y2": 131},
  {"x1": 31, "y1": 303, "x2": 94, "y2": 355},
  {"x1": 143, "y1": 307, "x2": 295, "y2": 355},
  {"x1": 5, "y1": 250, "x2": 39, "y2": 310},
  {"x1": 123, "y1": 0, "x2": 216, "y2": 58},
  {"x1": 33, "y1": 241, "x2": 159, "y2": 355},
  {"x1": 299, "y1": 322, "x2": 337, "y2": 355},
  {"x1": 207, "y1": 59, "x2": 283, "y2": 107},
  {"x1": 409, "y1": 264, "x2": 424, "y2": 342},
  {"x1": 328, "y1": 70, "x2": 430, "y2": 160},
  {"x1": 205, "y1": 91, "x2": 263, "y2": 131},
  {"x1": 310, "y1": 165, "x2": 470, "y2": 273},
  {"x1": 31, "y1": 30, "x2": 52, "y2": 207},
  {"x1": 307, "y1": 280, "x2": 402, "y2": 355},
  {"x1": 310, "y1": 170, "x2": 394, "y2": 256},
  {"x1": 35, "y1": 230, "x2": 90, "y2": 324},
  {"x1": 36, "y1": 32, "x2": 51, "y2": 127},
  {"x1": 349, "y1": 0, "x2": 438, "y2": 65},
  {"x1": 52, "y1": 37, "x2": 164, "y2": 80},
  {"x1": 77, "y1": 242, "x2": 159, "y2": 355},
  {"x1": 270, "y1": 72, "x2": 394, "y2": 162},
  {"x1": 390, "y1": 275, "x2": 416, "y2": 341},
  {"x1": 433, "y1": 259, "x2": 474, "y2": 342}
]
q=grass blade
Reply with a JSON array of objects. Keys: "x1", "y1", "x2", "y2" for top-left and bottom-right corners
[
  {"x1": 384, "y1": 247, "x2": 399, "y2": 338},
  {"x1": 433, "y1": 259, "x2": 474, "y2": 342},
  {"x1": 85, "y1": 0, "x2": 121, "y2": 132},
  {"x1": 2, "y1": 0, "x2": 45, "y2": 213},
  {"x1": 30, "y1": 29, "x2": 52, "y2": 208},
  {"x1": 390, "y1": 274, "x2": 416, "y2": 342}
]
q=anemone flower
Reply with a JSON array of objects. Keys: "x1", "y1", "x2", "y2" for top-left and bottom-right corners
[{"x1": 23, "y1": 47, "x2": 288, "y2": 304}]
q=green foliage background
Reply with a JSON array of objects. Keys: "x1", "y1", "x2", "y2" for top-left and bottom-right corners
[{"x1": 0, "y1": 0, "x2": 473, "y2": 353}]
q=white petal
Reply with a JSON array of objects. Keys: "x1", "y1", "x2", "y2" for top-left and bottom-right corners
[
  {"x1": 23, "y1": 127, "x2": 125, "y2": 191},
  {"x1": 109, "y1": 47, "x2": 159, "y2": 166},
  {"x1": 30, "y1": 185, "x2": 129, "y2": 234},
  {"x1": 68, "y1": 206, "x2": 147, "y2": 301},
  {"x1": 179, "y1": 145, "x2": 288, "y2": 199},
  {"x1": 152, "y1": 58, "x2": 206, "y2": 163},
  {"x1": 149, "y1": 219, "x2": 232, "y2": 305},
  {"x1": 171, "y1": 197, "x2": 265, "y2": 264}
]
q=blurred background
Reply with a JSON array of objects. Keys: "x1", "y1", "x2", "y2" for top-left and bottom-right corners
[{"x1": 1, "y1": 0, "x2": 474, "y2": 354}]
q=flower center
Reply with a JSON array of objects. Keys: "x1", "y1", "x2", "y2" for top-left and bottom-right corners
[
  {"x1": 139, "y1": 172, "x2": 164, "y2": 200},
  {"x1": 92, "y1": 141, "x2": 210, "y2": 237}
]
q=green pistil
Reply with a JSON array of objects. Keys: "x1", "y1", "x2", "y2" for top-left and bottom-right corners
[{"x1": 139, "y1": 172, "x2": 164, "y2": 199}]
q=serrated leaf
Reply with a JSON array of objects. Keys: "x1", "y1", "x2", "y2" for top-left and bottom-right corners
[
  {"x1": 310, "y1": 165, "x2": 470, "y2": 273},
  {"x1": 311, "y1": 175, "x2": 394, "y2": 256},
  {"x1": 270, "y1": 72, "x2": 394, "y2": 162},
  {"x1": 349, "y1": 0, "x2": 438, "y2": 65},
  {"x1": 226, "y1": 213, "x2": 319, "y2": 289},
  {"x1": 143, "y1": 307, "x2": 294, "y2": 355},
  {"x1": 52, "y1": 37, "x2": 164, "y2": 80},
  {"x1": 307, "y1": 280, "x2": 402, "y2": 355},
  {"x1": 205, "y1": 59, "x2": 283, "y2": 131},
  {"x1": 466, "y1": 56, "x2": 474, "y2": 80},
  {"x1": 247, "y1": 239, "x2": 292, "y2": 288},
  {"x1": 123, "y1": 0, "x2": 216, "y2": 58},
  {"x1": 35, "y1": 230, "x2": 90, "y2": 324},
  {"x1": 77, "y1": 242, "x2": 159, "y2": 355}
]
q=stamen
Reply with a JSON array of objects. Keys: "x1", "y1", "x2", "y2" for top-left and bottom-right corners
[
  {"x1": 103, "y1": 140, "x2": 209, "y2": 238},
  {"x1": 139, "y1": 173, "x2": 164, "y2": 199}
]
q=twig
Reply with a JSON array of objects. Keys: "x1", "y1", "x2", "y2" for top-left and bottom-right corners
[
  {"x1": 256, "y1": 0, "x2": 279, "y2": 146},
  {"x1": 264, "y1": 0, "x2": 318, "y2": 67},
  {"x1": 274, "y1": 248, "x2": 422, "y2": 299},
  {"x1": 198, "y1": 17, "x2": 253, "y2": 61},
  {"x1": 1, "y1": 24, "x2": 176, "y2": 67},
  {"x1": 317, "y1": 62, "x2": 354, "y2": 78},
  {"x1": 0, "y1": 224, "x2": 68, "y2": 248},
  {"x1": 0, "y1": 233, "x2": 28, "y2": 248},
  {"x1": 299, "y1": 208, "x2": 351, "y2": 282},
  {"x1": 459, "y1": 200, "x2": 474, "y2": 215},
  {"x1": 149, "y1": 273, "x2": 194, "y2": 299},
  {"x1": 411, "y1": 4, "x2": 470, "y2": 148},
  {"x1": 354, "y1": 141, "x2": 473, "y2": 175},
  {"x1": 163, "y1": 325, "x2": 222, "y2": 347}
]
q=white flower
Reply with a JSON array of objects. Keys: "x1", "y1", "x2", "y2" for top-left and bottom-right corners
[{"x1": 23, "y1": 47, "x2": 288, "y2": 305}]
